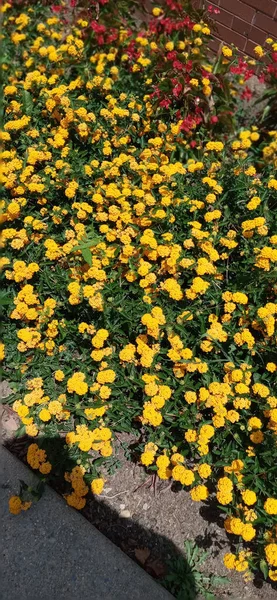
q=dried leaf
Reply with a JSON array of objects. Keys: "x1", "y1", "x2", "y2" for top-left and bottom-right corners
[
  {"x1": 145, "y1": 558, "x2": 166, "y2": 578},
  {"x1": 134, "y1": 547, "x2": 150, "y2": 565}
]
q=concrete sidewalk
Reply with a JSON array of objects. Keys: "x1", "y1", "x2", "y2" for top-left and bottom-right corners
[{"x1": 1, "y1": 446, "x2": 173, "y2": 600}]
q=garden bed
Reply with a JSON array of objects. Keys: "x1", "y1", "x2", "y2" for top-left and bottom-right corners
[{"x1": 1, "y1": 0, "x2": 277, "y2": 597}]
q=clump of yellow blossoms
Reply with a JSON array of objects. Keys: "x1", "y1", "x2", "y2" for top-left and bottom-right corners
[{"x1": 9, "y1": 496, "x2": 32, "y2": 515}]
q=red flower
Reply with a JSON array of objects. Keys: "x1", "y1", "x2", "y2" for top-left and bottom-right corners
[
  {"x1": 90, "y1": 21, "x2": 106, "y2": 33},
  {"x1": 154, "y1": 15, "x2": 193, "y2": 35},
  {"x1": 230, "y1": 58, "x2": 254, "y2": 81},
  {"x1": 106, "y1": 29, "x2": 117, "y2": 44},
  {"x1": 173, "y1": 83, "x2": 182, "y2": 97},
  {"x1": 173, "y1": 60, "x2": 184, "y2": 71},
  {"x1": 180, "y1": 115, "x2": 201, "y2": 132},
  {"x1": 184, "y1": 60, "x2": 193, "y2": 73},
  {"x1": 126, "y1": 40, "x2": 140, "y2": 61},
  {"x1": 267, "y1": 64, "x2": 277, "y2": 75},
  {"x1": 167, "y1": 51, "x2": 177, "y2": 61},
  {"x1": 165, "y1": 0, "x2": 182, "y2": 10},
  {"x1": 241, "y1": 87, "x2": 253, "y2": 101},
  {"x1": 150, "y1": 86, "x2": 161, "y2": 99},
  {"x1": 159, "y1": 98, "x2": 171, "y2": 108}
]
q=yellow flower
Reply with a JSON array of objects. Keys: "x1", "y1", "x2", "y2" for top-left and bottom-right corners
[
  {"x1": 119, "y1": 343, "x2": 136, "y2": 362},
  {"x1": 250, "y1": 430, "x2": 264, "y2": 444},
  {"x1": 241, "y1": 523, "x2": 255, "y2": 541},
  {"x1": 54, "y1": 370, "x2": 65, "y2": 381},
  {"x1": 152, "y1": 7, "x2": 163, "y2": 17},
  {"x1": 48, "y1": 401, "x2": 63, "y2": 415},
  {"x1": 91, "y1": 478, "x2": 104, "y2": 495},
  {"x1": 66, "y1": 492, "x2": 86, "y2": 510},
  {"x1": 241, "y1": 490, "x2": 257, "y2": 506},
  {"x1": 39, "y1": 408, "x2": 51, "y2": 422},
  {"x1": 199, "y1": 424, "x2": 214, "y2": 439},
  {"x1": 248, "y1": 417, "x2": 262, "y2": 429},
  {"x1": 141, "y1": 451, "x2": 156, "y2": 466},
  {"x1": 229, "y1": 517, "x2": 243, "y2": 536},
  {"x1": 26, "y1": 423, "x2": 38, "y2": 437},
  {"x1": 269, "y1": 570, "x2": 277, "y2": 581},
  {"x1": 0, "y1": 343, "x2": 5, "y2": 361},
  {"x1": 185, "y1": 429, "x2": 198, "y2": 443},
  {"x1": 254, "y1": 45, "x2": 264, "y2": 57},
  {"x1": 96, "y1": 369, "x2": 116, "y2": 384},
  {"x1": 222, "y1": 46, "x2": 232, "y2": 58},
  {"x1": 264, "y1": 498, "x2": 277, "y2": 515},
  {"x1": 184, "y1": 391, "x2": 197, "y2": 404},
  {"x1": 39, "y1": 461, "x2": 52, "y2": 475},
  {"x1": 172, "y1": 465, "x2": 195, "y2": 486},
  {"x1": 265, "y1": 544, "x2": 277, "y2": 567},
  {"x1": 156, "y1": 455, "x2": 170, "y2": 469},
  {"x1": 224, "y1": 553, "x2": 236, "y2": 570},
  {"x1": 217, "y1": 490, "x2": 233, "y2": 505},
  {"x1": 9, "y1": 495, "x2": 22, "y2": 515},
  {"x1": 198, "y1": 464, "x2": 212, "y2": 479},
  {"x1": 190, "y1": 485, "x2": 209, "y2": 501},
  {"x1": 67, "y1": 372, "x2": 88, "y2": 395},
  {"x1": 17, "y1": 405, "x2": 29, "y2": 418}
]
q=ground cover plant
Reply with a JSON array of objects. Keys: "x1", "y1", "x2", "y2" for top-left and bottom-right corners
[{"x1": 1, "y1": 0, "x2": 277, "y2": 587}]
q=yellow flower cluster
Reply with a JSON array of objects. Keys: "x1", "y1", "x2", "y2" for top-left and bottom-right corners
[
  {"x1": 9, "y1": 496, "x2": 32, "y2": 515},
  {"x1": 65, "y1": 466, "x2": 89, "y2": 510},
  {"x1": 27, "y1": 443, "x2": 52, "y2": 475},
  {"x1": 66, "y1": 425, "x2": 112, "y2": 456},
  {"x1": 67, "y1": 372, "x2": 88, "y2": 395},
  {"x1": 5, "y1": 260, "x2": 39, "y2": 283}
]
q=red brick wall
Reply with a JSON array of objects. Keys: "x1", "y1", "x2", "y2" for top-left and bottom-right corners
[{"x1": 199, "y1": 0, "x2": 277, "y2": 56}]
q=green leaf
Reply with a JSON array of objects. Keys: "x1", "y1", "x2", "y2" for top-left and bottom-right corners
[
  {"x1": 259, "y1": 559, "x2": 268, "y2": 580},
  {"x1": 81, "y1": 247, "x2": 92, "y2": 266},
  {"x1": 19, "y1": 479, "x2": 29, "y2": 492},
  {"x1": 213, "y1": 575, "x2": 228, "y2": 585},
  {"x1": 204, "y1": 592, "x2": 216, "y2": 600},
  {"x1": 22, "y1": 90, "x2": 33, "y2": 115},
  {"x1": 32, "y1": 481, "x2": 45, "y2": 501}
]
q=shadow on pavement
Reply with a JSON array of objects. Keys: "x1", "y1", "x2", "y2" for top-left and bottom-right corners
[{"x1": 3, "y1": 429, "x2": 200, "y2": 600}]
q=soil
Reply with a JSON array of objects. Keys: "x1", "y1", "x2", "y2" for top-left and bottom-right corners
[
  {"x1": 1, "y1": 383, "x2": 276, "y2": 600},
  {"x1": 83, "y1": 433, "x2": 277, "y2": 600}
]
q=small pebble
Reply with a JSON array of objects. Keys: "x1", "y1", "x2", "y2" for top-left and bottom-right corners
[{"x1": 120, "y1": 509, "x2": 131, "y2": 518}]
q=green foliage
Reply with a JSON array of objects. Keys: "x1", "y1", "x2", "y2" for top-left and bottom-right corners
[{"x1": 162, "y1": 540, "x2": 227, "y2": 600}]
